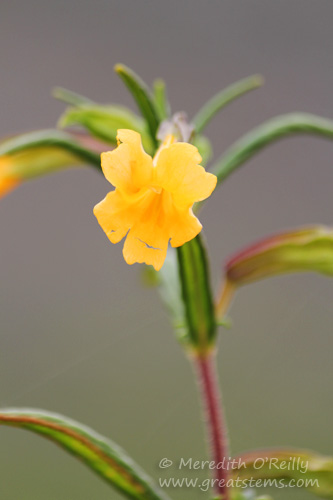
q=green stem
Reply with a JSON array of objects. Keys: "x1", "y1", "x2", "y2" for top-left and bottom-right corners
[{"x1": 176, "y1": 235, "x2": 229, "y2": 497}]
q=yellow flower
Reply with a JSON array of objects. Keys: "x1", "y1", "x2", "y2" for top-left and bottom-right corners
[{"x1": 94, "y1": 129, "x2": 217, "y2": 271}]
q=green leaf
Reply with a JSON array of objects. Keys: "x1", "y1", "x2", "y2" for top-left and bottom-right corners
[
  {"x1": 211, "y1": 113, "x2": 333, "y2": 187},
  {"x1": 0, "y1": 408, "x2": 170, "y2": 500},
  {"x1": 115, "y1": 64, "x2": 160, "y2": 147},
  {"x1": 53, "y1": 87, "x2": 93, "y2": 107},
  {"x1": 232, "y1": 448, "x2": 333, "y2": 498},
  {"x1": 193, "y1": 75, "x2": 263, "y2": 135},
  {"x1": 177, "y1": 234, "x2": 216, "y2": 350},
  {"x1": 153, "y1": 79, "x2": 171, "y2": 121},
  {"x1": 0, "y1": 129, "x2": 101, "y2": 168}
]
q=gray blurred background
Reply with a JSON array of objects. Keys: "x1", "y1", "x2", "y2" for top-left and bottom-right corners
[{"x1": 1, "y1": 1, "x2": 332, "y2": 499}]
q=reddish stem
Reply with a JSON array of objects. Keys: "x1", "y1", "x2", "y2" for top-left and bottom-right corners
[{"x1": 194, "y1": 351, "x2": 230, "y2": 500}]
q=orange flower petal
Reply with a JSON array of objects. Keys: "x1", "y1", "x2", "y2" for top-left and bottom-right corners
[
  {"x1": 123, "y1": 229, "x2": 168, "y2": 271},
  {"x1": 154, "y1": 142, "x2": 217, "y2": 207},
  {"x1": 101, "y1": 130, "x2": 153, "y2": 193},
  {"x1": 94, "y1": 190, "x2": 147, "y2": 244},
  {"x1": 169, "y1": 208, "x2": 202, "y2": 247}
]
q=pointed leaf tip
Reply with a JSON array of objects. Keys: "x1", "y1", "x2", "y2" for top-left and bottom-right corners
[
  {"x1": 114, "y1": 64, "x2": 160, "y2": 146},
  {"x1": 0, "y1": 408, "x2": 170, "y2": 500}
]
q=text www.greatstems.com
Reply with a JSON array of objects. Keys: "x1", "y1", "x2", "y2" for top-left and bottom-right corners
[{"x1": 159, "y1": 477, "x2": 319, "y2": 492}]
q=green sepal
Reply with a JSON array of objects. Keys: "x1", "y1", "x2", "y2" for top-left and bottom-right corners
[
  {"x1": 211, "y1": 112, "x2": 333, "y2": 187},
  {"x1": 232, "y1": 448, "x2": 333, "y2": 498},
  {"x1": 0, "y1": 408, "x2": 170, "y2": 500},
  {"x1": 141, "y1": 250, "x2": 188, "y2": 344},
  {"x1": 193, "y1": 75, "x2": 263, "y2": 135},
  {"x1": 58, "y1": 104, "x2": 154, "y2": 154},
  {"x1": 176, "y1": 234, "x2": 216, "y2": 350},
  {"x1": 115, "y1": 64, "x2": 160, "y2": 147},
  {"x1": 158, "y1": 249, "x2": 188, "y2": 344},
  {"x1": 192, "y1": 134, "x2": 213, "y2": 165}
]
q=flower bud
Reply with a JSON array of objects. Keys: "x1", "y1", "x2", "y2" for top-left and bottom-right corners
[
  {"x1": 216, "y1": 226, "x2": 333, "y2": 318},
  {"x1": 226, "y1": 226, "x2": 333, "y2": 285},
  {"x1": 0, "y1": 145, "x2": 80, "y2": 198}
]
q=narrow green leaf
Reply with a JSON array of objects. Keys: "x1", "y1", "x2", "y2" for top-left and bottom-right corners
[
  {"x1": 0, "y1": 130, "x2": 101, "y2": 168},
  {"x1": 177, "y1": 234, "x2": 216, "y2": 349},
  {"x1": 52, "y1": 87, "x2": 93, "y2": 107},
  {"x1": 193, "y1": 75, "x2": 263, "y2": 134},
  {"x1": 232, "y1": 448, "x2": 333, "y2": 498},
  {"x1": 0, "y1": 409, "x2": 170, "y2": 500},
  {"x1": 115, "y1": 64, "x2": 160, "y2": 147},
  {"x1": 211, "y1": 113, "x2": 333, "y2": 186},
  {"x1": 153, "y1": 79, "x2": 171, "y2": 120},
  {"x1": 58, "y1": 104, "x2": 154, "y2": 154}
]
